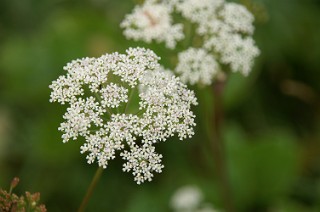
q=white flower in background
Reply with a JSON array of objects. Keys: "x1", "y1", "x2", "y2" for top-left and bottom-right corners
[
  {"x1": 174, "y1": 0, "x2": 224, "y2": 24},
  {"x1": 171, "y1": 185, "x2": 203, "y2": 212},
  {"x1": 170, "y1": 185, "x2": 220, "y2": 212},
  {"x1": 49, "y1": 47, "x2": 197, "y2": 184},
  {"x1": 175, "y1": 48, "x2": 220, "y2": 85},
  {"x1": 176, "y1": 0, "x2": 259, "y2": 79},
  {"x1": 121, "y1": 1, "x2": 184, "y2": 49},
  {"x1": 205, "y1": 33, "x2": 260, "y2": 76},
  {"x1": 219, "y1": 2, "x2": 254, "y2": 34},
  {"x1": 121, "y1": 0, "x2": 260, "y2": 85}
]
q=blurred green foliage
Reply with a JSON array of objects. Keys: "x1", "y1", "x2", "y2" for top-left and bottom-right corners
[{"x1": 1, "y1": 0, "x2": 320, "y2": 211}]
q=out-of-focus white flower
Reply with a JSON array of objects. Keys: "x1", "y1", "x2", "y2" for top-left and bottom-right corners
[
  {"x1": 176, "y1": 0, "x2": 259, "y2": 80},
  {"x1": 121, "y1": 0, "x2": 260, "y2": 85},
  {"x1": 196, "y1": 2, "x2": 254, "y2": 35},
  {"x1": 121, "y1": 2, "x2": 184, "y2": 49},
  {"x1": 174, "y1": 0, "x2": 224, "y2": 24},
  {"x1": 175, "y1": 48, "x2": 220, "y2": 85},
  {"x1": 170, "y1": 185, "x2": 220, "y2": 212},
  {"x1": 49, "y1": 47, "x2": 197, "y2": 184},
  {"x1": 171, "y1": 185, "x2": 204, "y2": 212},
  {"x1": 205, "y1": 33, "x2": 260, "y2": 76},
  {"x1": 219, "y1": 2, "x2": 254, "y2": 34}
]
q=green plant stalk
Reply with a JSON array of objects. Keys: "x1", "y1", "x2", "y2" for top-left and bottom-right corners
[
  {"x1": 78, "y1": 167, "x2": 104, "y2": 212},
  {"x1": 124, "y1": 87, "x2": 136, "y2": 113},
  {"x1": 211, "y1": 79, "x2": 235, "y2": 212}
]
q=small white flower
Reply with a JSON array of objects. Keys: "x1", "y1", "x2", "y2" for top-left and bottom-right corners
[
  {"x1": 110, "y1": 47, "x2": 161, "y2": 87},
  {"x1": 171, "y1": 185, "x2": 220, "y2": 212},
  {"x1": 175, "y1": 48, "x2": 220, "y2": 85},
  {"x1": 49, "y1": 75, "x2": 83, "y2": 104},
  {"x1": 100, "y1": 83, "x2": 128, "y2": 108},
  {"x1": 219, "y1": 2, "x2": 254, "y2": 34},
  {"x1": 121, "y1": 144, "x2": 164, "y2": 184},
  {"x1": 205, "y1": 33, "x2": 260, "y2": 76},
  {"x1": 121, "y1": 2, "x2": 184, "y2": 49},
  {"x1": 174, "y1": 0, "x2": 224, "y2": 24},
  {"x1": 50, "y1": 47, "x2": 197, "y2": 183},
  {"x1": 58, "y1": 97, "x2": 104, "y2": 143},
  {"x1": 171, "y1": 185, "x2": 204, "y2": 212}
]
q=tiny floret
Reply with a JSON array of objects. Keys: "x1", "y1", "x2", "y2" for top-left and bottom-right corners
[{"x1": 49, "y1": 47, "x2": 197, "y2": 184}]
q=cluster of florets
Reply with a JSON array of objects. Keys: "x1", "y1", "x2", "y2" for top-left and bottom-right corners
[
  {"x1": 49, "y1": 47, "x2": 197, "y2": 184},
  {"x1": 121, "y1": 1, "x2": 184, "y2": 49},
  {"x1": 175, "y1": 48, "x2": 219, "y2": 86},
  {"x1": 121, "y1": 0, "x2": 260, "y2": 85}
]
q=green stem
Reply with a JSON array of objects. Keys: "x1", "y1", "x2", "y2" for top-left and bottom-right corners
[
  {"x1": 105, "y1": 107, "x2": 113, "y2": 117},
  {"x1": 183, "y1": 21, "x2": 193, "y2": 49},
  {"x1": 211, "y1": 79, "x2": 235, "y2": 212},
  {"x1": 134, "y1": 108, "x2": 146, "y2": 116},
  {"x1": 124, "y1": 87, "x2": 135, "y2": 113},
  {"x1": 78, "y1": 167, "x2": 104, "y2": 212}
]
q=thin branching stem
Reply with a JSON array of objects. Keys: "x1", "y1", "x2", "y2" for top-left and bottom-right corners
[{"x1": 124, "y1": 87, "x2": 136, "y2": 113}]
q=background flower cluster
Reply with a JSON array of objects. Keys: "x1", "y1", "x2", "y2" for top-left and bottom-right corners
[{"x1": 122, "y1": 0, "x2": 260, "y2": 85}]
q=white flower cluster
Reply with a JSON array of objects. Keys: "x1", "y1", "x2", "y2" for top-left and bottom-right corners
[
  {"x1": 204, "y1": 33, "x2": 259, "y2": 76},
  {"x1": 121, "y1": 1, "x2": 184, "y2": 49},
  {"x1": 175, "y1": 0, "x2": 224, "y2": 24},
  {"x1": 175, "y1": 48, "x2": 219, "y2": 85},
  {"x1": 49, "y1": 47, "x2": 197, "y2": 184},
  {"x1": 121, "y1": 0, "x2": 260, "y2": 85},
  {"x1": 171, "y1": 185, "x2": 219, "y2": 212},
  {"x1": 175, "y1": 0, "x2": 260, "y2": 81}
]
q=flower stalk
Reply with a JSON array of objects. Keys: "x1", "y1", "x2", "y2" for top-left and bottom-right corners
[
  {"x1": 78, "y1": 167, "x2": 104, "y2": 212},
  {"x1": 211, "y1": 78, "x2": 234, "y2": 212}
]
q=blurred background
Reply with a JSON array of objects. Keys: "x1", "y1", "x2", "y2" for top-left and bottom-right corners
[{"x1": 1, "y1": 0, "x2": 320, "y2": 211}]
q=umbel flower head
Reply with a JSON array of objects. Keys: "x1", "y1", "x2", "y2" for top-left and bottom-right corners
[
  {"x1": 49, "y1": 47, "x2": 197, "y2": 184},
  {"x1": 121, "y1": 0, "x2": 260, "y2": 86}
]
